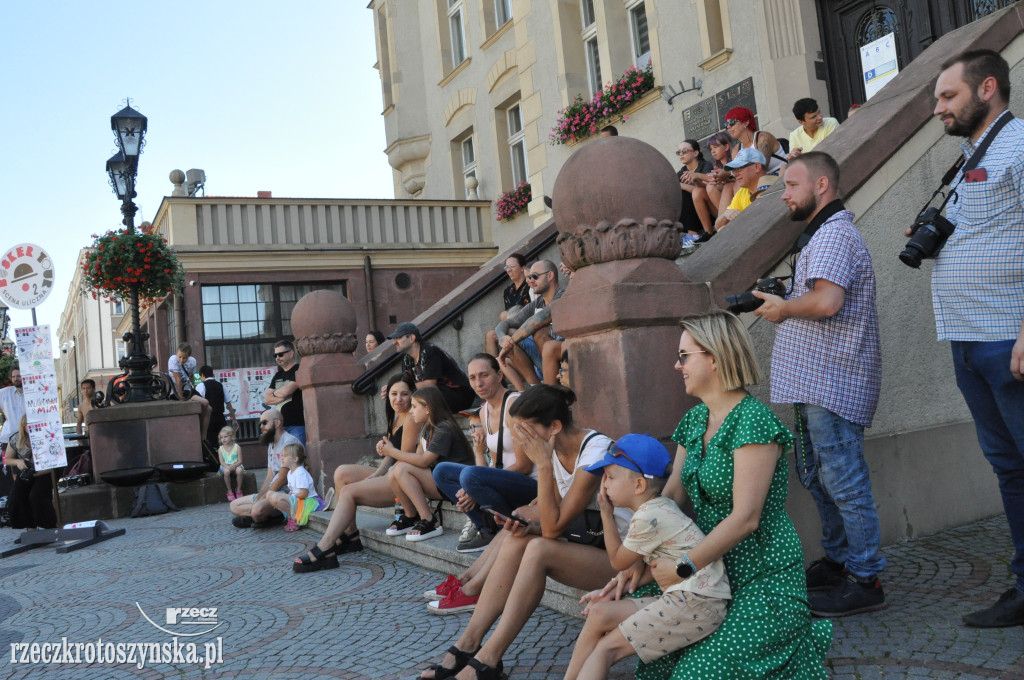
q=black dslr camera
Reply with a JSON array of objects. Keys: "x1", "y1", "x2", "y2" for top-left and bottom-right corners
[
  {"x1": 726, "y1": 277, "x2": 787, "y2": 314},
  {"x1": 899, "y1": 207, "x2": 956, "y2": 268}
]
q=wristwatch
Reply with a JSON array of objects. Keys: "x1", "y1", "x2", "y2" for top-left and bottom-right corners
[{"x1": 675, "y1": 556, "x2": 695, "y2": 579}]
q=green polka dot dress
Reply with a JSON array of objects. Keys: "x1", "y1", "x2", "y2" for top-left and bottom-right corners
[{"x1": 637, "y1": 394, "x2": 832, "y2": 680}]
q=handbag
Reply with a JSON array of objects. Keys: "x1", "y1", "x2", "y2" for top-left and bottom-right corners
[{"x1": 562, "y1": 431, "x2": 606, "y2": 548}]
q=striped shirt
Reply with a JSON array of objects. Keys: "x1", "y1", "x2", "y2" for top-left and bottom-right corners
[
  {"x1": 934, "y1": 115, "x2": 1024, "y2": 341},
  {"x1": 770, "y1": 209, "x2": 882, "y2": 427}
]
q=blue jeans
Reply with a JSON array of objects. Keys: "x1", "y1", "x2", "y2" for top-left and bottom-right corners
[
  {"x1": 432, "y1": 462, "x2": 538, "y2": 531},
  {"x1": 794, "y1": 403, "x2": 886, "y2": 579},
  {"x1": 285, "y1": 425, "x2": 306, "y2": 447},
  {"x1": 952, "y1": 340, "x2": 1024, "y2": 591}
]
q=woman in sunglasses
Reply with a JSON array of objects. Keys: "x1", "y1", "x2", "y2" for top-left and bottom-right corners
[
  {"x1": 642, "y1": 311, "x2": 830, "y2": 679},
  {"x1": 723, "y1": 106, "x2": 788, "y2": 176},
  {"x1": 420, "y1": 384, "x2": 625, "y2": 680}
]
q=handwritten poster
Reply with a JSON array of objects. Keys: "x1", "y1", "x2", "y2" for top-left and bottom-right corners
[
  {"x1": 240, "y1": 367, "x2": 276, "y2": 419},
  {"x1": 14, "y1": 324, "x2": 66, "y2": 471}
]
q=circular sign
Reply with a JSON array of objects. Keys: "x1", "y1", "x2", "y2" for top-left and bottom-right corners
[{"x1": 0, "y1": 243, "x2": 55, "y2": 310}]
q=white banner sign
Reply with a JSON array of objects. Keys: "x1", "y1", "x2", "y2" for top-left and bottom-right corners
[
  {"x1": 861, "y1": 33, "x2": 899, "y2": 100},
  {"x1": 14, "y1": 325, "x2": 67, "y2": 471}
]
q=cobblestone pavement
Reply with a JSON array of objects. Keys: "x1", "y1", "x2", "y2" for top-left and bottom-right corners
[{"x1": 0, "y1": 507, "x2": 1020, "y2": 679}]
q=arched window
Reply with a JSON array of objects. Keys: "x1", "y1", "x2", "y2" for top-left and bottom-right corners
[{"x1": 856, "y1": 6, "x2": 899, "y2": 47}]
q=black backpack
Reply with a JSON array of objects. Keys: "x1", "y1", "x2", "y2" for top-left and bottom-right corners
[{"x1": 131, "y1": 483, "x2": 179, "y2": 517}]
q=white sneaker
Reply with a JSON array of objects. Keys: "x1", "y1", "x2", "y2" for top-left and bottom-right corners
[{"x1": 459, "y1": 519, "x2": 477, "y2": 543}]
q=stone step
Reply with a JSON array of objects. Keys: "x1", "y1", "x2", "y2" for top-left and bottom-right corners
[{"x1": 306, "y1": 507, "x2": 588, "y2": 618}]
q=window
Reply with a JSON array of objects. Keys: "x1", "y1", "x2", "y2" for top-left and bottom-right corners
[
  {"x1": 112, "y1": 298, "x2": 124, "y2": 315},
  {"x1": 494, "y1": 0, "x2": 511, "y2": 27},
  {"x1": 448, "y1": 0, "x2": 467, "y2": 66},
  {"x1": 581, "y1": 0, "x2": 596, "y2": 27},
  {"x1": 165, "y1": 301, "x2": 176, "y2": 358},
  {"x1": 585, "y1": 37, "x2": 602, "y2": 97},
  {"x1": 629, "y1": 1, "x2": 651, "y2": 68},
  {"x1": 201, "y1": 282, "x2": 346, "y2": 369},
  {"x1": 461, "y1": 136, "x2": 478, "y2": 198},
  {"x1": 507, "y1": 104, "x2": 528, "y2": 186},
  {"x1": 581, "y1": 1, "x2": 601, "y2": 97},
  {"x1": 116, "y1": 339, "x2": 127, "y2": 360}
]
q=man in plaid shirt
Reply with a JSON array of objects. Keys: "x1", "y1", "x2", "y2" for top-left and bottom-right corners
[
  {"x1": 927, "y1": 50, "x2": 1024, "y2": 628},
  {"x1": 754, "y1": 151, "x2": 886, "y2": 617}
]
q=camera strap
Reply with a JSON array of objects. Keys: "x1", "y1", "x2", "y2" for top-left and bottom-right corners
[{"x1": 934, "y1": 109, "x2": 1014, "y2": 211}]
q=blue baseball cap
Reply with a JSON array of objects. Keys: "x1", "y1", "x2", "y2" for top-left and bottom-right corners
[
  {"x1": 582, "y1": 434, "x2": 671, "y2": 479},
  {"x1": 724, "y1": 147, "x2": 766, "y2": 170}
]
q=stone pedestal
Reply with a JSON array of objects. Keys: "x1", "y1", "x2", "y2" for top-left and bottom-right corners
[
  {"x1": 550, "y1": 136, "x2": 715, "y2": 440},
  {"x1": 291, "y1": 290, "x2": 369, "y2": 491},
  {"x1": 87, "y1": 400, "x2": 203, "y2": 477}
]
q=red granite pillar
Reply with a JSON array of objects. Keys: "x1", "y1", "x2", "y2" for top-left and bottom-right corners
[{"x1": 549, "y1": 137, "x2": 716, "y2": 440}]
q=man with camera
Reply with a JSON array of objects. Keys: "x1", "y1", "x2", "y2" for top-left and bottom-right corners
[
  {"x1": 753, "y1": 151, "x2": 886, "y2": 617},
  {"x1": 918, "y1": 49, "x2": 1024, "y2": 628}
]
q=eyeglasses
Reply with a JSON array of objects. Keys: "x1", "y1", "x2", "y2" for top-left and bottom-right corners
[
  {"x1": 527, "y1": 273, "x2": 546, "y2": 281},
  {"x1": 504, "y1": 264, "x2": 520, "y2": 271},
  {"x1": 274, "y1": 351, "x2": 290, "y2": 358},
  {"x1": 607, "y1": 442, "x2": 654, "y2": 479},
  {"x1": 677, "y1": 350, "x2": 707, "y2": 365},
  {"x1": 557, "y1": 366, "x2": 568, "y2": 377},
  {"x1": 675, "y1": 148, "x2": 693, "y2": 156},
  {"x1": 725, "y1": 119, "x2": 741, "y2": 127}
]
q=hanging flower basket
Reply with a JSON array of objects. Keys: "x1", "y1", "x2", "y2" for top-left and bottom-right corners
[
  {"x1": 549, "y1": 63, "x2": 655, "y2": 145},
  {"x1": 495, "y1": 182, "x2": 532, "y2": 222},
  {"x1": 81, "y1": 226, "x2": 185, "y2": 307}
]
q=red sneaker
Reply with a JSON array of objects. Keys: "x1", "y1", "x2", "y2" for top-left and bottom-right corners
[
  {"x1": 427, "y1": 586, "x2": 479, "y2": 615},
  {"x1": 423, "y1": 574, "x2": 460, "y2": 600}
]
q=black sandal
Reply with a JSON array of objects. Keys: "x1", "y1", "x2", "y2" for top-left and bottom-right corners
[
  {"x1": 386, "y1": 514, "x2": 418, "y2": 536},
  {"x1": 337, "y1": 530, "x2": 363, "y2": 554},
  {"x1": 406, "y1": 517, "x2": 442, "y2": 542},
  {"x1": 421, "y1": 645, "x2": 479, "y2": 680},
  {"x1": 292, "y1": 544, "x2": 340, "y2": 573},
  {"x1": 464, "y1": 658, "x2": 505, "y2": 680}
]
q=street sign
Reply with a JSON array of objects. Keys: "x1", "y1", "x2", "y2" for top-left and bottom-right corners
[{"x1": 0, "y1": 243, "x2": 55, "y2": 310}]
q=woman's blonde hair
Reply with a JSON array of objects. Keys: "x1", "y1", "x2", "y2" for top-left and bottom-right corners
[
  {"x1": 679, "y1": 311, "x2": 761, "y2": 390},
  {"x1": 17, "y1": 416, "x2": 29, "y2": 446}
]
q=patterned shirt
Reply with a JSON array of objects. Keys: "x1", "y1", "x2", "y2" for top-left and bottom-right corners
[
  {"x1": 770, "y1": 209, "x2": 882, "y2": 427},
  {"x1": 934, "y1": 114, "x2": 1024, "y2": 341}
]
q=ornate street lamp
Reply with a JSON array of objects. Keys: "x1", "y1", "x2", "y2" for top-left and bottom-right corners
[{"x1": 106, "y1": 102, "x2": 159, "y2": 403}]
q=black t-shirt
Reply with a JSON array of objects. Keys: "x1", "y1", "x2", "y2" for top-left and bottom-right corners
[
  {"x1": 503, "y1": 280, "x2": 530, "y2": 311},
  {"x1": 203, "y1": 378, "x2": 227, "y2": 432},
  {"x1": 270, "y1": 364, "x2": 304, "y2": 427},
  {"x1": 424, "y1": 421, "x2": 473, "y2": 467},
  {"x1": 401, "y1": 342, "x2": 471, "y2": 392}
]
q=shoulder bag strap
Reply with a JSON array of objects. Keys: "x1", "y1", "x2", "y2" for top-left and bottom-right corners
[
  {"x1": 494, "y1": 390, "x2": 513, "y2": 469},
  {"x1": 575, "y1": 431, "x2": 603, "y2": 468}
]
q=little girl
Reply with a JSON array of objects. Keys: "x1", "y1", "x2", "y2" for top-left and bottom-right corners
[
  {"x1": 218, "y1": 426, "x2": 244, "y2": 501},
  {"x1": 268, "y1": 443, "x2": 325, "y2": 531},
  {"x1": 378, "y1": 386, "x2": 473, "y2": 542}
]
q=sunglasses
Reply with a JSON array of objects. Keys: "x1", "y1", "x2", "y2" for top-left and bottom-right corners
[
  {"x1": 527, "y1": 273, "x2": 547, "y2": 281},
  {"x1": 607, "y1": 442, "x2": 654, "y2": 479},
  {"x1": 259, "y1": 420, "x2": 272, "y2": 427},
  {"x1": 677, "y1": 350, "x2": 707, "y2": 365},
  {"x1": 725, "y1": 119, "x2": 741, "y2": 127},
  {"x1": 274, "y1": 350, "x2": 290, "y2": 358},
  {"x1": 675, "y1": 148, "x2": 694, "y2": 156}
]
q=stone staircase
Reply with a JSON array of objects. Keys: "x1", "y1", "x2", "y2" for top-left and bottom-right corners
[{"x1": 305, "y1": 503, "x2": 589, "y2": 618}]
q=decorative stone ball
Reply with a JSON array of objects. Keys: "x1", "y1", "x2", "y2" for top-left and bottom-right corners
[
  {"x1": 291, "y1": 290, "x2": 356, "y2": 338},
  {"x1": 552, "y1": 136, "x2": 682, "y2": 233}
]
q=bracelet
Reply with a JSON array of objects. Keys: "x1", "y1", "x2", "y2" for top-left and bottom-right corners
[{"x1": 680, "y1": 553, "x2": 697, "y2": 574}]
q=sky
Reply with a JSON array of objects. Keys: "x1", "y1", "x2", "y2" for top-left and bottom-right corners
[{"x1": 0, "y1": 2, "x2": 394, "y2": 341}]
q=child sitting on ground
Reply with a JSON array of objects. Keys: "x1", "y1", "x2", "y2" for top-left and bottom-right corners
[
  {"x1": 268, "y1": 443, "x2": 324, "y2": 531},
  {"x1": 217, "y1": 426, "x2": 244, "y2": 501},
  {"x1": 564, "y1": 434, "x2": 731, "y2": 680}
]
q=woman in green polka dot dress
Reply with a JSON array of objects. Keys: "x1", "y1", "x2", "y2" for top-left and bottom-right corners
[{"x1": 644, "y1": 311, "x2": 832, "y2": 679}]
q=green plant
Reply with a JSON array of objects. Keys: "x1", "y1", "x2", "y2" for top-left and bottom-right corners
[
  {"x1": 549, "y1": 63, "x2": 655, "y2": 145},
  {"x1": 81, "y1": 226, "x2": 185, "y2": 307},
  {"x1": 0, "y1": 347, "x2": 16, "y2": 388},
  {"x1": 495, "y1": 182, "x2": 532, "y2": 221}
]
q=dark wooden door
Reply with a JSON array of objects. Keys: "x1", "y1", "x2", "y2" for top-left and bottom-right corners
[{"x1": 816, "y1": 0, "x2": 1016, "y2": 119}]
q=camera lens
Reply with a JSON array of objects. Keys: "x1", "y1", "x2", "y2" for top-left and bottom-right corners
[
  {"x1": 726, "y1": 292, "x2": 765, "y2": 314},
  {"x1": 898, "y1": 246, "x2": 924, "y2": 268}
]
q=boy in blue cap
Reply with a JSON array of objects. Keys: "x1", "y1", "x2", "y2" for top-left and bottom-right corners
[{"x1": 564, "y1": 434, "x2": 731, "y2": 680}]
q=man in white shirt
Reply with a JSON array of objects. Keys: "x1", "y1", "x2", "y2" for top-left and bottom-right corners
[
  {"x1": 229, "y1": 408, "x2": 297, "y2": 528},
  {"x1": 0, "y1": 368, "x2": 25, "y2": 460}
]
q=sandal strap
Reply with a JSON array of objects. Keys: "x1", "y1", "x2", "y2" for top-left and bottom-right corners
[
  {"x1": 447, "y1": 645, "x2": 478, "y2": 662},
  {"x1": 411, "y1": 518, "x2": 437, "y2": 533},
  {"x1": 465, "y1": 657, "x2": 504, "y2": 680}
]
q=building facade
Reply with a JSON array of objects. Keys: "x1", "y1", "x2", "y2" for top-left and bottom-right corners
[{"x1": 372, "y1": 0, "x2": 1014, "y2": 249}]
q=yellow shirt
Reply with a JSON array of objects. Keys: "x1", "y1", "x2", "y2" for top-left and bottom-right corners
[
  {"x1": 727, "y1": 187, "x2": 752, "y2": 212},
  {"x1": 789, "y1": 117, "x2": 839, "y2": 153}
]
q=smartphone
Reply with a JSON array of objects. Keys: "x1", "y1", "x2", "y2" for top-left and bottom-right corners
[{"x1": 483, "y1": 507, "x2": 528, "y2": 528}]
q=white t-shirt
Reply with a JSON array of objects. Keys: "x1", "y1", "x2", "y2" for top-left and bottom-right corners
[
  {"x1": 553, "y1": 430, "x2": 631, "y2": 536},
  {"x1": 482, "y1": 392, "x2": 536, "y2": 477},
  {"x1": 0, "y1": 386, "x2": 26, "y2": 445},
  {"x1": 286, "y1": 466, "x2": 318, "y2": 499},
  {"x1": 167, "y1": 355, "x2": 197, "y2": 390}
]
